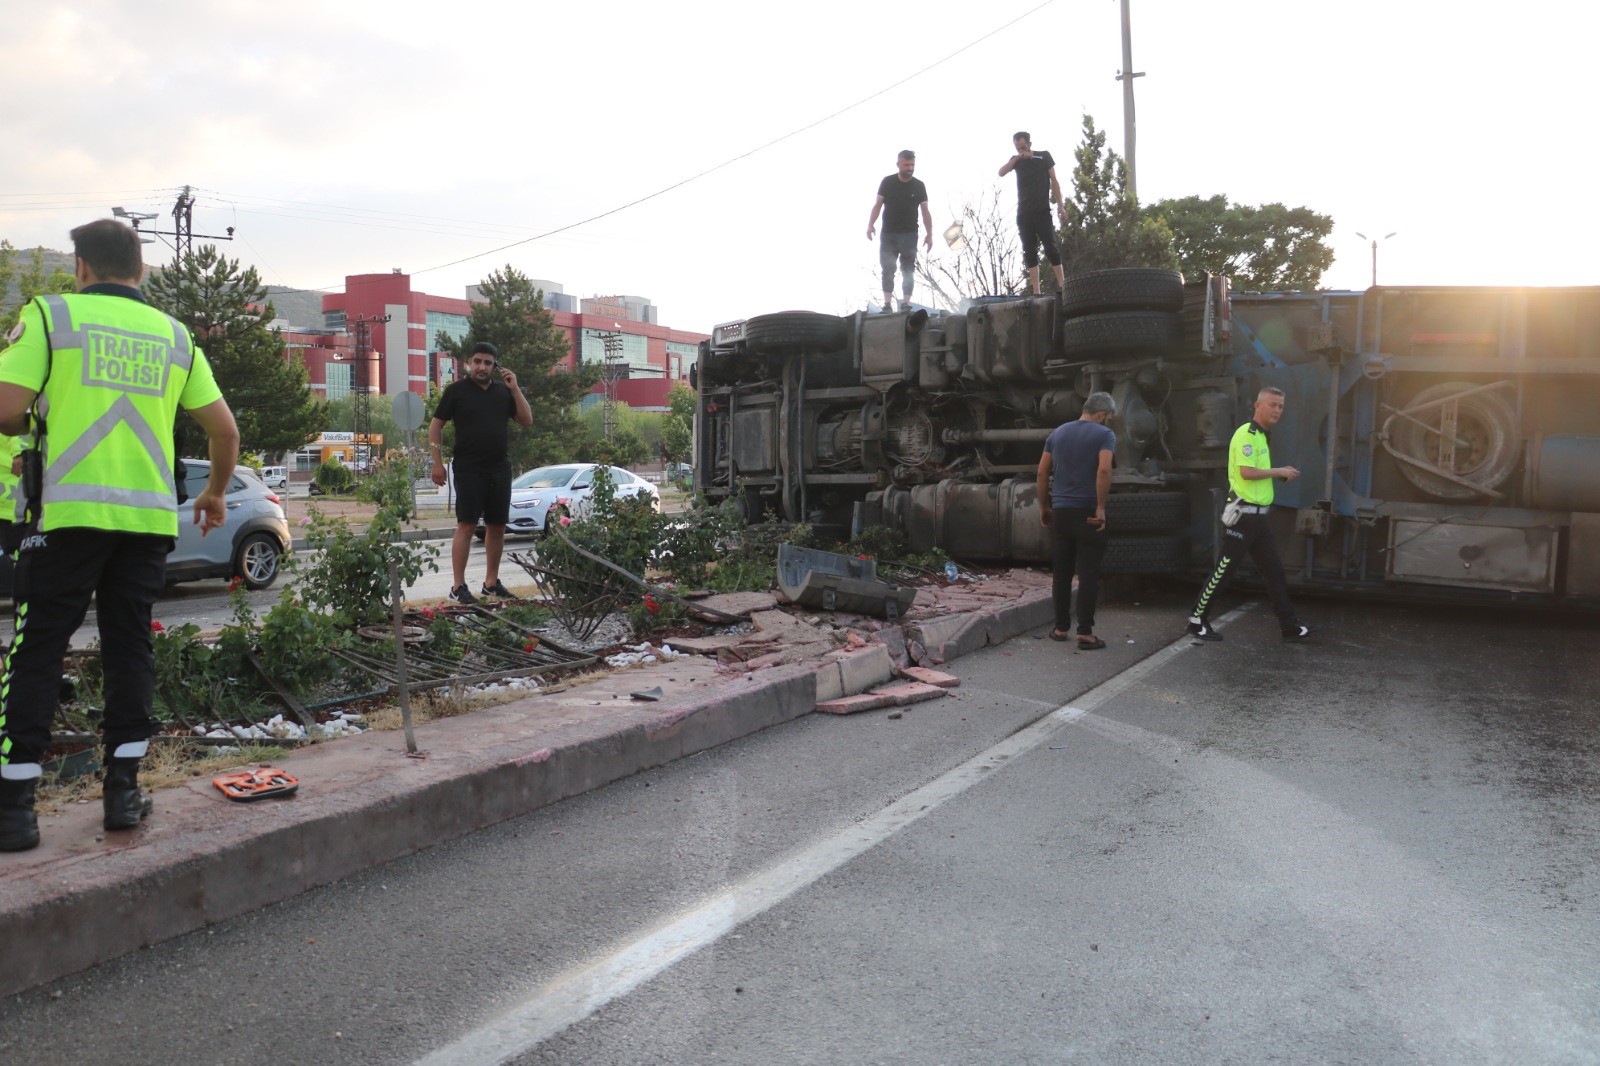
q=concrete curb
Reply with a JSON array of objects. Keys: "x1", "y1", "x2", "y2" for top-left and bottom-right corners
[{"x1": 0, "y1": 582, "x2": 1053, "y2": 997}]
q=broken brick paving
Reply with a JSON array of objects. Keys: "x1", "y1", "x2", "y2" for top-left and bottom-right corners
[{"x1": 0, "y1": 567, "x2": 1060, "y2": 999}]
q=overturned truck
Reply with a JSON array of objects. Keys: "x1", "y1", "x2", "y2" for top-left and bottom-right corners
[{"x1": 694, "y1": 270, "x2": 1600, "y2": 608}]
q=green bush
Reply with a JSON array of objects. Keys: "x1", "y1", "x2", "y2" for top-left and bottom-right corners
[
  {"x1": 314, "y1": 458, "x2": 356, "y2": 495},
  {"x1": 358, "y1": 447, "x2": 425, "y2": 522},
  {"x1": 295, "y1": 507, "x2": 438, "y2": 626}
]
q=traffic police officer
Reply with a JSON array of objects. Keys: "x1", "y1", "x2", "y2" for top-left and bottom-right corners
[
  {"x1": 1186, "y1": 385, "x2": 1314, "y2": 643},
  {"x1": 0, "y1": 219, "x2": 239, "y2": 852}
]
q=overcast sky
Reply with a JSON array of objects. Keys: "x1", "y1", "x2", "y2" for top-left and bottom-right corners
[{"x1": 3, "y1": 0, "x2": 1595, "y2": 333}]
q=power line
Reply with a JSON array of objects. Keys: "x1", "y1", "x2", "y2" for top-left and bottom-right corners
[{"x1": 272, "y1": 0, "x2": 1058, "y2": 296}]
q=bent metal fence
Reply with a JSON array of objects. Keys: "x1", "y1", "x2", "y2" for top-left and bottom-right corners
[{"x1": 332, "y1": 603, "x2": 597, "y2": 693}]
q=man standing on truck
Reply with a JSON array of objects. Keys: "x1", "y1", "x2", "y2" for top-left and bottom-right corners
[
  {"x1": 867, "y1": 150, "x2": 933, "y2": 312},
  {"x1": 998, "y1": 132, "x2": 1065, "y2": 296},
  {"x1": 1187, "y1": 386, "x2": 1315, "y2": 643},
  {"x1": 1038, "y1": 392, "x2": 1117, "y2": 648}
]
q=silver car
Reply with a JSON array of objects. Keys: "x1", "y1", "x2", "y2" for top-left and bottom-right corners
[
  {"x1": 478, "y1": 463, "x2": 661, "y2": 538},
  {"x1": 166, "y1": 460, "x2": 291, "y2": 589}
]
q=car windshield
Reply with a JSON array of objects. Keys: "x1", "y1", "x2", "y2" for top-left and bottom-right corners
[{"x1": 513, "y1": 466, "x2": 582, "y2": 490}]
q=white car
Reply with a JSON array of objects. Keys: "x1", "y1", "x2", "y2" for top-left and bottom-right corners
[
  {"x1": 479, "y1": 463, "x2": 661, "y2": 538},
  {"x1": 258, "y1": 465, "x2": 288, "y2": 490}
]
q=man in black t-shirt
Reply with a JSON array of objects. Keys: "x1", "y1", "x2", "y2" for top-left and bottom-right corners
[
  {"x1": 429, "y1": 341, "x2": 533, "y2": 604},
  {"x1": 866, "y1": 149, "x2": 932, "y2": 312},
  {"x1": 997, "y1": 131, "x2": 1065, "y2": 295}
]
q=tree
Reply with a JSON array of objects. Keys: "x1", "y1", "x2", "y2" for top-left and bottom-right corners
[
  {"x1": 0, "y1": 243, "x2": 74, "y2": 352},
  {"x1": 1057, "y1": 114, "x2": 1177, "y2": 278},
  {"x1": 575, "y1": 401, "x2": 655, "y2": 467},
  {"x1": 146, "y1": 245, "x2": 326, "y2": 458},
  {"x1": 326, "y1": 394, "x2": 403, "y2": 451},
  {"x1": 913, "y1": 188, "x2": 1027, "y2": 306},
  {"x1": 436, "y1": 266, "x2": 599, "y2": 471},
  {"x1": 1152, "y1": 194, "x2": 1335, "y2": 291},
  {"x1": 660, "y1": 381, "x2": 695, "y2": 465}
]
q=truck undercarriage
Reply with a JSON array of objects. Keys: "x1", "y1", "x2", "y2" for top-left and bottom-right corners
[{"x1": 695, "y1": 271, "x2": 1600, "y2": 608}]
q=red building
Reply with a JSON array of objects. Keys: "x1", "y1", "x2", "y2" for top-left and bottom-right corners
[{"x1": 302, "y1": 272, "x2": 705, "y2": 408}]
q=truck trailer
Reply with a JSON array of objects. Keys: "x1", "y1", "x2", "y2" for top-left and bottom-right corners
[{"x1": 693, "y1": 271, "x2": 1600, "y2": 608}]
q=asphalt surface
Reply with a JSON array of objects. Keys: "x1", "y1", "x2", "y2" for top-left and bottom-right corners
[{"x1": 2, "y1": 590, "x2": 1596, "y2": 1064}]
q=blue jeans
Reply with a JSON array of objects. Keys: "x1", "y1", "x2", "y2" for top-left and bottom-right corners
[{"x1": 879, "y1": 231, "x2": 918, "y2": 297}]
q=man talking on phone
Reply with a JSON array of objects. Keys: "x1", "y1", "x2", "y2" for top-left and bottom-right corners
[{"x1": 430, "y1": 341, "x2": 533, "y2": 604}]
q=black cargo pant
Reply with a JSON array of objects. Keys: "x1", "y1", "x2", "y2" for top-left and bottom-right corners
[
  {"x1": 0, "y1": 528, "x2": 170, "y2": 770},
  {"x1": 1191, "y1": 511, "x2": 1299, "y2": 634},
  {"x1": 1051, "y1": 506, "x2": 1108, "y2": 634}
]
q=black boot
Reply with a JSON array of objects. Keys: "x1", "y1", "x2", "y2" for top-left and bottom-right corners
[
  {"x1": 0, "y1": 777, "x2": 40, "y2": 852},
  {"x1": 102, "y1": 759, "x2": 153, "y2": 831}
]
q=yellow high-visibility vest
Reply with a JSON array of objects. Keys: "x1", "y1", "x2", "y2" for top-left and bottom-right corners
[{"x1": 0, "y1": 292, "x2": 222, "y2": 536}]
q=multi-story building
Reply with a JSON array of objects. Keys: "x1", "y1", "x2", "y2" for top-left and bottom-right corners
[{"x1": 297, "y1": 272, "x2": 705, "y2": 410}]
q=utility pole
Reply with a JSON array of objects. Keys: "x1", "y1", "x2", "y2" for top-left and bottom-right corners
[
  {"x1": 348, "y1": 313, "x2": 390, "y2": 473},
  {"x1": 1116, "y1": 0, "x2": 1145, "y2": 202},
  {"x1": 113, "y1": 185, "x2": 234, "y2": 267},
  {"x1": 600, "y1": 330, "x2": 625, "y2": 442}
]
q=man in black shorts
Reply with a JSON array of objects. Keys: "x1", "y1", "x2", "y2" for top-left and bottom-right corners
[
  {"x1": 998, "y1": 131, "x2": 1065, "y2": 295},
  {"x1": 866, "y1": 149, "x2": 932, "y2": 312},
  {"x1": 429, "y1": 341, "x2": 533, "y2": 604}
]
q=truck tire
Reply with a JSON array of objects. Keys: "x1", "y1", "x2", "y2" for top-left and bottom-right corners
[
  {"x1": 1101, "y1": 534, "x2": 1188, "y2": 575},
  {"x1": 1060, "y1": 311, "x2": 1182, "y2": 362},
  {"x1": 1106, "y1": 491, "x2": 1189, "y2": 532},
  {"x1": 744, "y1": 312, "x2": 848, "y2": 355},
  {"x1": 1061, "y1": 268, "x2": 1185, "y2": 318},
  {"x1": 1390, "y1": 382, "x2": 1521, "y2": 500}
]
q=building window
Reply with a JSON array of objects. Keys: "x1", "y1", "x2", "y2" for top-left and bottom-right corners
[
  {"x1": 324, "y1": 309, "x2": 346, "y2": 331},
  {"x1": 580, "y1": 329, "x2": 656, "y2": 372},
  {"x1": 426, "y1": 311, "x2": 470, "y2": 348},
  {"x1": 326, "y1": 362, "x2": 352, "y2": 401},
  {"x1": 666, "y1": 341, "x2": 699, "y2": 377}
]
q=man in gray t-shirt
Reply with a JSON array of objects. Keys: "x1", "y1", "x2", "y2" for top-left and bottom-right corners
[{"x1": 1036, "y1": 392, "x2": 1117, "y2": 647}]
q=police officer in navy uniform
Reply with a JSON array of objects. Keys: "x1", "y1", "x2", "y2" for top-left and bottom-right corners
[
  {"x1": 1187, "y1": 385, "x2": 1314, "y2": 643},
  {"x1": 0, "y1": 219, "x2": 240, "y2": 852}
]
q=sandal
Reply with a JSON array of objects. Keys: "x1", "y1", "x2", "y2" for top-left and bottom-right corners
[
  {"x1": 1076, "y1": 636, "x2": 1107, "y2": 650},
  {"x1": 1049, "y1": 628, "x2": 1073, "y2": 641}
]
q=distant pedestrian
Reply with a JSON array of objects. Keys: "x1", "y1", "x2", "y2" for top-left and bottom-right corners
[
  {"x1": 866, "y1": 150, "x2": 932, "y2": 312},
  {"x1": 998, "y1": 132, "x2": 1065, "y2": 295},
  {"x1": 1037, "y1": 392, "x2": 1116, "y2": 648},
  {"x1": 429, "y1": 341, "x2": 533, "y2": 604},
  {"x1": 1187, "y1": 386, "x2": 1315, "y2": 643}
]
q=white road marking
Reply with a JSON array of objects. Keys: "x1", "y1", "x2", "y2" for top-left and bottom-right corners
[{"x1": 415, "y1": 604, "x2": 1254, "y2": 1066}]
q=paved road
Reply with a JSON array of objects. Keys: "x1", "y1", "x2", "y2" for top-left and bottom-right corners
[{"x1": 2, "y1": 591, "x2": 1596, "y2": 1063}]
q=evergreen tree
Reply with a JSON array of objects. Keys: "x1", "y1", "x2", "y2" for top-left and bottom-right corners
[
  {"x1": 436, "y1": 266, "x2": 599, "y2": 471},
  {"x1": 146, "y1": 245, "x2": 326, "y2": 458},
  {"x1": 1056, "y1": 115, "x2": 1178, "y2": 279}
]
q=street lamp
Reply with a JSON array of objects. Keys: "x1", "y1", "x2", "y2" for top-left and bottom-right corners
[{"x1": 1354, "y1": 231, "x2": 1398, "y2": 287}]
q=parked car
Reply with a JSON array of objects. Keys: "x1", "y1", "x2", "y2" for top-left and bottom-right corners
[
  {"x1": 259, "y1": 465, "x2": 288, "y2": 489},
  {"x1": 166, "y1": 460, "x2": 292, "y2": 589},
  {"x1": 476, "y1": 463, "x2": 661, "y2": 539}
]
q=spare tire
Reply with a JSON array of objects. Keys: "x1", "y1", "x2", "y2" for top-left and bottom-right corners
[
  {"x1": 744, "y1": 312, "x2": 848, "y2": 355},
  {"x1": 1060, "y1": 311, "x2": 1182, "y2": 362},
  {"x1": 1388, "y1": 382, "x2": 1521, "y2": 500},
  {"x1": 1061, "y1": 268, "x2": 1185, "y2": 317}
]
